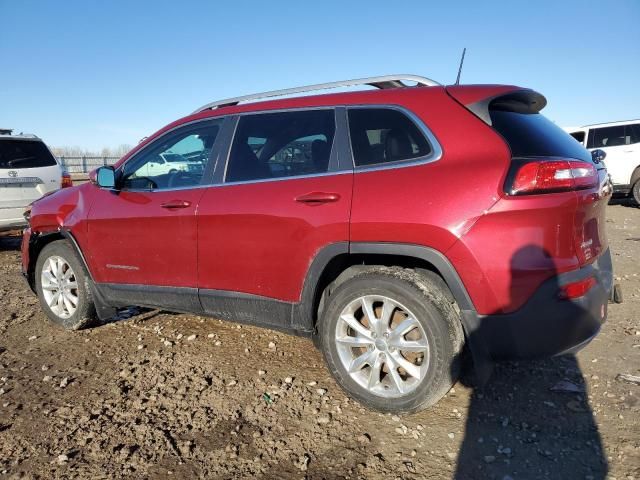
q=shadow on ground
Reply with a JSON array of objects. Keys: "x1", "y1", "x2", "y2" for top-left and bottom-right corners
[
  {"x1": 454, "y1": 356, "x2": 606, "y2": 479},
  {"x1": 609, "y1": 196, "x2": 639, "y2": 208},
  {"x1": 453, "y1": 245, "x2": 607, "y2": 479},
  {"x1": 0, "y1": 234, "x2": 21, "y2": 251}
]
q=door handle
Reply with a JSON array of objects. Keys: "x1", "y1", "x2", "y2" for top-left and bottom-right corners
[
  {"x1": 295, "y1": 192, "x2": 341, "y2": 204},
  {"x1": 161, "y1": 200, "x2": 192, "y2": 209}
]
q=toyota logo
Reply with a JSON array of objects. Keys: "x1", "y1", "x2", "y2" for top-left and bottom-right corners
[{"x1": 7, "y1": 171, "x2": 18, "y2": 178}]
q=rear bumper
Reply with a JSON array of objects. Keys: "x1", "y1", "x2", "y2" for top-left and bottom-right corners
[{"x1": 476, "y1": 248, "x2": 613, "y2": 360}]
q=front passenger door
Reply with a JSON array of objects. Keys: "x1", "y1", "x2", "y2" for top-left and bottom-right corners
[{"x1": 86, "y1": 119, "x2": 225, "y2": 309}]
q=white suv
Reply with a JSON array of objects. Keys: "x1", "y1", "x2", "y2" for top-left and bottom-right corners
[
  {"x1": 566, "y1": 120, "x2": 640, "y2": 203},
  {"x1": 0, "y1": 130, "x2": 71, "y2": 232}
]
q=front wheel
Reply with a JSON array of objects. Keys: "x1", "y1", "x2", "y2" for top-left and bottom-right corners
[
  {"x1": 319, "y1": 267, "x2": 464, "y2": 413},
  {"x1": 35, "y1": 240, "x2": 97, "y2": 330}
]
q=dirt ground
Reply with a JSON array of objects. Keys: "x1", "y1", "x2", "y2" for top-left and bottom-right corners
[{"x1": 0, "y1": 202, "x2": 638, "y2": 480}]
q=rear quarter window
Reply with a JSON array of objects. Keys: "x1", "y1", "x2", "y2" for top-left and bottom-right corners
[
  {"x1": 0, "y1": 140, "x2": 58, "y2": 169},
  {"x1": 569, "y1": 131, "x2": 585, "y2": 144},
  {"x1": 490, "y1": 110, "x2": 591, "y2": 162},
  {"x1": 348, "y1": 108, "x2": 432, "y2": 167}
]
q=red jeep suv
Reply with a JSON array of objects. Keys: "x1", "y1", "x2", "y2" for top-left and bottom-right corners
[{"x1": 21, "y1": 75, "x2": 613, "y2": 413}]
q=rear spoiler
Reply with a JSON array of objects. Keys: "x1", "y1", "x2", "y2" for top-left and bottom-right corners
[{"x1": 446, "y1": 85, "x2": 547, "y2": 125}]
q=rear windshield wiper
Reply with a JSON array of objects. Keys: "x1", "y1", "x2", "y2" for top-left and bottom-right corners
[{"x1": 6, "y1": 156, "x2": 38, "y2": 167}]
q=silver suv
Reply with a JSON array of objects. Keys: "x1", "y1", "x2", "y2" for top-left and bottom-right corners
[{"x1": 0, "y1": 130, "x2": 70, "y2": 232}]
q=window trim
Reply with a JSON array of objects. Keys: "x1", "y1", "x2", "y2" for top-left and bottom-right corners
[
  {"x1": 222, "y1": 107, "x2": 342, "y2": 185},
  {"x1": 115, "y1": 104, "x2": 443, "y2": 191},
  {"x1": 116, "y1": 117, "x2": 229, "y2": 193},
  {"x1": 345, "y1": 105, "x2": 443, "y2": 172}
]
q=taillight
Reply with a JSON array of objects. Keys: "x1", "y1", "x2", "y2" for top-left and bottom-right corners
[
  {"x1": 505, "y1": 159, "x2": 597, "y2": 195},
  {"x1": 557, "y1": 276, "x2": 596, "y2": 300},
  {"x1": 61, "y1": 173, "x2": 73, "y2": 188}
]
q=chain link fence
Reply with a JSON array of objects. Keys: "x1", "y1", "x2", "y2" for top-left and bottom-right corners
[{"x1": 57, "y1": 156, "x2": 121, "y2": 174}]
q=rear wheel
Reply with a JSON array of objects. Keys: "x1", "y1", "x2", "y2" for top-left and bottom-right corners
[
  {"x1": 35, "y1": 240, "x2": 97, "y2": 330},
  {"x1": 319, "y1": 267, "x2": 464, "y2": 413},
  {"x1": 632, "y1": 180, "x2": 640, "y2": 206}
]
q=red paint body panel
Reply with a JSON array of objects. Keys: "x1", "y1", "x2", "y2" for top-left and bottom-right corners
[
  {"x1": 446, "y1": 173, "x2": 610, "y2": 315},
  {"x1": 86, "y1": 188, "x2": 205, "y2": 287},
  {"x1": 573, "y1": 169, "x2": 610, "y2": 265},
  {"x1": 447, "y1": 193, "x2": 581, "y2": 314},
  {"x1": 197, "y1": 173, "x2": 352, "y2": 301},
  {"x1": 350, "y1": 89, "x2": 510, "y2": 254},
  {"x1": 28, "y1": 183, "x2": 95, "y2": 247}
]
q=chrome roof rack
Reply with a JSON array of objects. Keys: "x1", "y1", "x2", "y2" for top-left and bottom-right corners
[{"x1": 193, "y1": 74, "x2": 440, "y2": 113}]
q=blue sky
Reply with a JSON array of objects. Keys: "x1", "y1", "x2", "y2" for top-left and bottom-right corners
[{"x1": 1, "y1": 0, "x2": 639, "y2": 151}]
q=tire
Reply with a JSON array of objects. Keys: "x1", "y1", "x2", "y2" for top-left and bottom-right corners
[
  {"x1": 632, "y1": 180, "x2": 640, "y2": 206},
  {"x1": 318, "y1": 266, "x2": 464, "y2": 413},
  {"x1": 35, "y1": 240, "x2": 97, "y2": 330}
]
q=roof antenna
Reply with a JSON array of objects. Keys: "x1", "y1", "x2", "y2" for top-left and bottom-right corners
[{"x1": 455, "y1": 48, "x2": 466, "y2": 85}]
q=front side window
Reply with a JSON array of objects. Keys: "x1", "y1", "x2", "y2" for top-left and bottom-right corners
[
  {"x1": 348, "y1": 108, "x2": 432, "y2": 167},
  {"x1": 121, "y1": 121, "x2": 221, "y2": 190},
  {"x1": 587, "y1": 125, "x2": 626, "y2": 149},
  {"x1": 226, "y1": 110, "x2": 335, "y2": 182}
]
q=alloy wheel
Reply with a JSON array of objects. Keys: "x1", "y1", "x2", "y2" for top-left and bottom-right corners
[
  {"x1": 334, "y1": 295, "x2": 430, "y2": 398},
  {"x1": 40, "y1": 255, "x2": 79, "y2": 319}
]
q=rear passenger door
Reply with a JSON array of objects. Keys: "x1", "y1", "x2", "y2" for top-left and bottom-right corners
[
  {"x1": 197, "y1": 108, "x2": 353, "y2": 330},
  {"x1": 347, "y1": 106, "x2": 444, "y2": 246}
]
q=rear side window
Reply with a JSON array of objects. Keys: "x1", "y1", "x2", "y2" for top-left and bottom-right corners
[
  {"x1": 490, "y1": 110, "x2": 591, "y2": 162},
  {"x1": 0, "y1": 140, "x2": 57, "y2": 169},
  {"x1": 628, "y1": 123, "x2": 640, "y2": 145},
  {"x1": 348, "y1": 108, "x2": 431, "y2": 167},
  {"x1": 226, "y1": 109, "x2": 335, "y2": 182},
  {"x1": 587, "y1": 125, "x2": 626, "y2": 148},
  {"x1": 587, "y1": 123, "x2": 640, "y2": 148}
]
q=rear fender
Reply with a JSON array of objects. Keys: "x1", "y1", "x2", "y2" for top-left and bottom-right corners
[{"x1": 298, "y1": 242, "x2": 493, "y2": 381}]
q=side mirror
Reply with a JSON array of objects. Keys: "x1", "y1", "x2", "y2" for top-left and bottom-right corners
[
  {"x1": 592, "y1": 149, "x2": 606, "y2": 164},
  {"x1": 95, "y1": 166, "x2": 116, "y2": 189}
]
